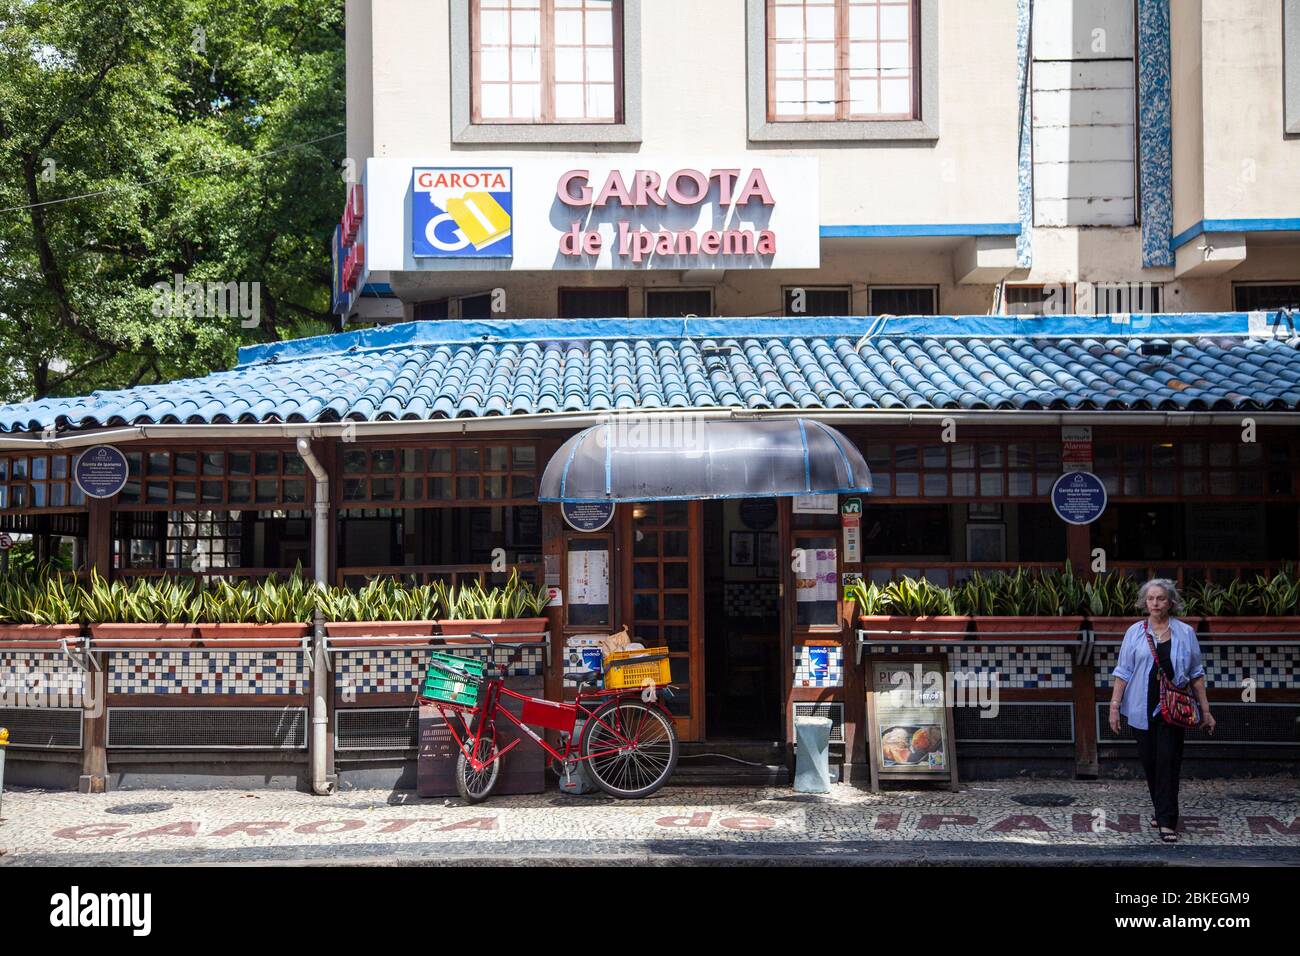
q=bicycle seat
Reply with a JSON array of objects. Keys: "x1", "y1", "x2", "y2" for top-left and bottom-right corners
[{"x1": 565, "y1": 669, "x2": 600, "y2": 686}]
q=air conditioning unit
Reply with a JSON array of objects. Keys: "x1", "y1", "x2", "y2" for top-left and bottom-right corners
[{"x1": 792, "y1": 702, "x2": 845, "y2": 743}]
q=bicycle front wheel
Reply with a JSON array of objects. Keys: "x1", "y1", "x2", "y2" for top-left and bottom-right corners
[
  {"x1": 580, "y1": 699, "x2": 679, "y2": 798},
  {"x1": 456, "y1": 731, "x2": 501, "y2": 803}
]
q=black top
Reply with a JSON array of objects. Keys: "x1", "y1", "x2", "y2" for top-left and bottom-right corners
[{"x1": 1146, "y1": 632, "x2": 1175, "y2": 719}]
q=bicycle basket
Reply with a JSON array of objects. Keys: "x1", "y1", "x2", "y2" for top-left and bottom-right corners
[
  {"x1": 602, "y1": 648, "x2": 672, "y2": 690},
  {"x1": 420, "y1": 651, "x2": 487, "y2": 707}
]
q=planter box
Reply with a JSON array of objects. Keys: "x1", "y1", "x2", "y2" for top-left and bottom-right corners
[
  {"x1": 324, "y1": 620, "x2": 436, "y2": 648},
  {"x1": 858, "y1": 616, "x2": 970, "y2": 640},
  {"x1": 195, "y1": 623, "x2": 310, "y2": 646},
  {"x1": 1086, "y1": 617, "x2": 1138, "y2": 640},
  {"x1": 438, "y1": 618, "x2": 549, "y2": 643},
  {"x1": 971, "y1": 616, "x2": 1084, "y2": 638},
  {"x1": 0, "y1": 623, "x2": 81, "y2": 641},
  {"x1": 1203, "y1": 616, "x2": 1300, "y2": 637},
  {"x1": 89, "y1": 622, "x2": 198, "y2": 648}
]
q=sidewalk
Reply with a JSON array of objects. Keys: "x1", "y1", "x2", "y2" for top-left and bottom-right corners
[{"x1": 2, "y1": 778, "x2": 1298, "y2": 866}]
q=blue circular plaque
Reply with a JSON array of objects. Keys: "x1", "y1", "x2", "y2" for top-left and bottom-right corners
[
  {"x1": 562, "y1": 500, "x2": 616, "y2": 532},
  {"x1": 74, "y1": 444, "x2": 129, "y2": 499},
  {"x1": 1050, "y1": 471, "x2": 1107, "y2": 525}
]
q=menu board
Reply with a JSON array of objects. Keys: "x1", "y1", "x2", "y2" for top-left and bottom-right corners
[
  {"x1": 865, "y1": 656, "x2": 958, "y2": 790},
  {"x1": 795, "y1": 540, "x2": 838, "y2": 626}
]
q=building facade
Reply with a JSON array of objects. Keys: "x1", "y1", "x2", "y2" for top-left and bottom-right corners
[
  {"x1": 338, "y1": 0, "x2": 1300, "y2": 323},
  {"x1": 1, "y1": 0, "x2": 1299, "y2": 792}
]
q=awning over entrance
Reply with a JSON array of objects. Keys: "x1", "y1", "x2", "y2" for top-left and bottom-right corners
[{"x1": 538, "y1": 418, "x2": 871, "y2": 503}]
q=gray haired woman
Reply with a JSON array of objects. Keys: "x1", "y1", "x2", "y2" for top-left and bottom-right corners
[{"x1": 1107, "y1": 579, "x2": 1215, "y2": 844}]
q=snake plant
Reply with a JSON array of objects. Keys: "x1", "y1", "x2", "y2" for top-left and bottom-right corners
[
  {"x1": 845, "y1": 578, "x2": 890, "y2": 615},
  {"x1": 884, "y1": 576, "x2": 958, "y2": 616}
]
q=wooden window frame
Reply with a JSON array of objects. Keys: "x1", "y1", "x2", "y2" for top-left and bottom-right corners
[
  {"x1": 336, "y1": 440, "x2": 539, "y2": 509},
  {"x1": 765, "y1": 0, "x2": 920, "y2": 123},
  {"x1": 470, "y1": 0, "x2": 624, "y2": 125},
  {"x1": 113, "y1": 446, "x2": 310, "y2": 512}
]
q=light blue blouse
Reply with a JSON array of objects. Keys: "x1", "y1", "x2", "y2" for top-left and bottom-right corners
[{"x1": 1110, "y1": 617, "x2": 1205, "y2": 730}]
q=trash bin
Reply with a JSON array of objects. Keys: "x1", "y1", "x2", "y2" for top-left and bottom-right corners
[{"x1": 793, "y1": 716, "x2": 833, "y2": 793}]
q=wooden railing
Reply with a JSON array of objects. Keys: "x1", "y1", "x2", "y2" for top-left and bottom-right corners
[{"x1": 336, "y1": 563, "x2": 544, "y2": 589}]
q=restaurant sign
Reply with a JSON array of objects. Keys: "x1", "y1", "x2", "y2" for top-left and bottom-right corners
[{"x1": 364, "y1": 156, "x2": 820, "y2": 272}]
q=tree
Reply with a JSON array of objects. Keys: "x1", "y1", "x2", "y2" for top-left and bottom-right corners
[{"x1": 0, "y1": 0, "x2": 345, "y2": 405}]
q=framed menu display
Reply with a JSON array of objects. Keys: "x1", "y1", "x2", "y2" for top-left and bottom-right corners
[
  {"x1": 865, "y1": 654, "x2": 959, "y2": 792},
  {"x1": 566, "y1": 537, "x2": 611, "y2": 627}
]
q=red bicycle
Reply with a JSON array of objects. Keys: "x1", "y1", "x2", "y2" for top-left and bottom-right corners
[{"x1": 418, "y1": 634, "x2": 680, "y2": 802}]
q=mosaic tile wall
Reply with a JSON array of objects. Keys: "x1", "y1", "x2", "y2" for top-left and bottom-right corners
[
  {"x1": 0, "y1": 651, "x2": 84, "y2": 698},
  {"x1": 794, "y1": 644, "x2": 844, "y2": 688},
  {"x1": 871, "y1": 645, "x2": 1073, "y2": 690},
  {"x1": 336, "y1": 644, "x2": 546, "y2": 695},
  {"x1": 724, "y1": 582, "x2": 779, "y2": 619},
  {"x1": 107, "y1": 651, "x2": 309, "y2": 695},
  {"x1": 1094, "y1": 645, "x2": 1300, "y2": 690}
]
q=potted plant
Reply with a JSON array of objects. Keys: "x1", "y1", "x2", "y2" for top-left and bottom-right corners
[
  {"x1": 848, "y1": 576, "x2": 969, "y2": 639},
  {"x1": 84, "y1": 573, "x2": 198, "y2": 645},
  {"x1": 1199, "y1": 568, "x2": 1300, "y2": 636},
  {"x1": 0, "y1": 571, "x2": 82, "y2": 642},
  {"x1": 963, "y1": 567, "x2": 1085, "y2": 637},
  {"x1": 1083, "y1": 573, "x2": 1140, "y2": 640},
  {"x1": 437, "y1": 570, "x2": 551, "y2": 641},
  {"x1": 192, "y1": 572, "x2": 314, "y2": 644},
  {"x1": 322, "y1": 576, "x2": 439, "y2": 643}
]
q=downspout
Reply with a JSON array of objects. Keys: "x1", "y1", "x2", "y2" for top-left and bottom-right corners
[{"x1": 296, "y1": 437, "x2": 335, "y2": 795}]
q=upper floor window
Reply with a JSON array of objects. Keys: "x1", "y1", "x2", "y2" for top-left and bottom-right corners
[
  {"x1": 472, "y1": 0, "x2": 622, "y2": 124},
  {"x1": 766, "y1": 0, "x2": 917, "y2": 121}
]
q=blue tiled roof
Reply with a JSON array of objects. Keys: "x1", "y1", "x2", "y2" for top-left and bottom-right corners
[{"x1": 2, "y1": 315, "x2": 1299, "y2": 432}]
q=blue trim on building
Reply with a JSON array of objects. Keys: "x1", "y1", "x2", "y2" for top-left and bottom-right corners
[
  {"x1": 1016, "y1": 0, "x2": 1033, "y2": 268},
  {"x1": 1138, "y1": 0, "x2": 1174, "y2": 267},
  {"x1": 819, "y1": 223, "x2": 1020, "y2": 238},
  {"x1": 1172, "y1": 218, "x2": 1300, "y2": 250}
]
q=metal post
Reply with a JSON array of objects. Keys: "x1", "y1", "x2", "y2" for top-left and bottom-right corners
[{"x1": 0, "y1": 727, "x2": 8, "y2": 819}]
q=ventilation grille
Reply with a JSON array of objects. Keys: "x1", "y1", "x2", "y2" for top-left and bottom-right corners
[
  {"x1": 107, "y1": 707, "x2": 307, "y2": 749},
  {"x1": 954, "y1": 702, "x2": 1074, "y2": 743},
  {"x1": 0, "y1": 707, "x2": 82, "y2": 749},
  {"x1": 336, "y1": 708, "x2": 419, "y2": 751},
  {"x1": 1098, "y1": 703, "x2": 1300, "y2": 745},
  {"x1": 792, "y1": 702, "x2": 845, "y2": 743}
]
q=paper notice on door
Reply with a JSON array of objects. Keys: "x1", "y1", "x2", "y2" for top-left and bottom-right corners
[{"x1": 568, "y1": 547, "x2": 609, "y2": 607}]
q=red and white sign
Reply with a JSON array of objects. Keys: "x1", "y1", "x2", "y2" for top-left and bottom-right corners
[
  {"x1": 1061, "y1": 425, "x2": 1093, "y2": 472},
  {"x1": 359, "y1": 156, "x2": 820, "y2": 272},
  {"x1": 0, "y1": 532, "x2": 13, "y2": 550}
]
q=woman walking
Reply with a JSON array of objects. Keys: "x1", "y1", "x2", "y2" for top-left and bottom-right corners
[{"x1": 1108, "y1": 579, "x2": 1216, "y2": 843}]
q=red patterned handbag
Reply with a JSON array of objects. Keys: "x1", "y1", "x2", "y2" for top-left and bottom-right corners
[{"x1": 1145, "y1": 624, "x2": 1201, "y2": 729}]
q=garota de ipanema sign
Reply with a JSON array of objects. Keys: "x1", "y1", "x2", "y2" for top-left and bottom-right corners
[{"x1": 374, "y1": 156, "x2": 820, "y2": 272}]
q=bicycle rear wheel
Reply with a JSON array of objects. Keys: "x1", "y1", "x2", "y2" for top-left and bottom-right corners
[
  {"x1": 580, "y1": 699, "x2": 678, "y2": 798},
  {"x1": 456, "y1": 729, "x2": 501, "y2": 803}
]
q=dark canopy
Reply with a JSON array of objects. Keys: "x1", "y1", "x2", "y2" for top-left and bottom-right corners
[{"x1": 538, "y1": 418, "x2": 872, "y2": 503}]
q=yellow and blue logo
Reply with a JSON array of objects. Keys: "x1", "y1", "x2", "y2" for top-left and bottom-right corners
[{"x1": 412, "y1": 167, "x2": 513, "y2": 258}]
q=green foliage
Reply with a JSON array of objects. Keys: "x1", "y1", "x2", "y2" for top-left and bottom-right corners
[
  {"x1": 844, "y1": 578, "x2": 889, "y2": 615},
  {"x1": 883, "y1": 577, "x2": 958, "y2": 616},
  {"x1": 0, "y1": 0, "x2": 346, "y2": 404},
  {"x1": 1082, "y1": 573, "x2": 1139, "y2": 618}
]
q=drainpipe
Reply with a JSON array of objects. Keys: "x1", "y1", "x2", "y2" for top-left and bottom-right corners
[{"x1": 296, "y1": 437, "x2": 335, "y2": 795}]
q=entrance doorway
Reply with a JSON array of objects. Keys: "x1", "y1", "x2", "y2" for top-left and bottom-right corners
[{"x1": 703, "y1": 499, "x2": 782, "y2": 740}]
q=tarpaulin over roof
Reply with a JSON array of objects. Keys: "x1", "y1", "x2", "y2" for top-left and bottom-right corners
[{"x1": 1, "y1": 314, "x2": 1298, "y2": 433}]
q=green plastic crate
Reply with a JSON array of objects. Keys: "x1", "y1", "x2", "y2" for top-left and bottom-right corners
[{"x1": 420, "y1": 652, "x2": 487, "y2": 707}]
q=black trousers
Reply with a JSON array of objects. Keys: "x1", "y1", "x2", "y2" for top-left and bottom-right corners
[{"x1": 1132, "y1": 720, "x2": 1186, "y2": 829}]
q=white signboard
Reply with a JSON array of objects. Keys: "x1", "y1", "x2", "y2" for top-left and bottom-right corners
[{"x1": 362, "y1": 156, "x2": 821, "y2": 273}]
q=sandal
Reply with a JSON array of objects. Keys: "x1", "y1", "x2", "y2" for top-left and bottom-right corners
[{"x1": 1159, "y1": 827, "x2": 1178, "y2": 843}]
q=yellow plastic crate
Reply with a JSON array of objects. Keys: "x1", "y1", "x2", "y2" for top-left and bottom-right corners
[{"x1": 603, "y1": 648, "x2": 671, "y2": 690}]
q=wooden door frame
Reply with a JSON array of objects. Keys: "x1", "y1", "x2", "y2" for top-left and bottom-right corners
[{"x1": 616, "y1": 500, "x2": 703, "y2": 742}]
